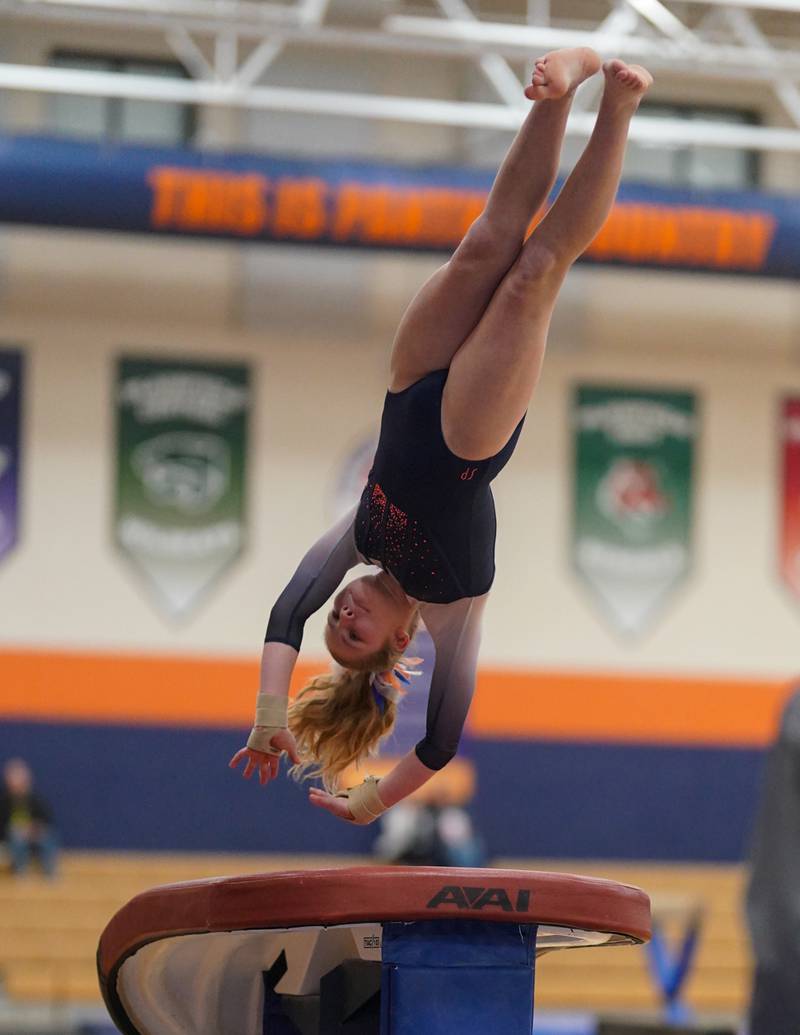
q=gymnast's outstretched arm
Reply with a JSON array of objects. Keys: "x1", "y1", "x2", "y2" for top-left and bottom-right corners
[{"x1": 229, "y1": 507, "x2": 360, "y2": 785}]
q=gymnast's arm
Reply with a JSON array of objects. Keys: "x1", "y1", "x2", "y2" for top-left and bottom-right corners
[
  {"x1": 376, "y1": 597, "x2": 488, "y2": 805},
  {"x1": 230, "y1": 508, "x2": 360, "y2": 783},
  {"x1": 414, "y1": 594, "x2": 487, "y2": 767}
]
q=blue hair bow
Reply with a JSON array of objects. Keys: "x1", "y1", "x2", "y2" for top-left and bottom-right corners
[{"x1": 370, "y1": 657, "x2": 423, "y2": 715}]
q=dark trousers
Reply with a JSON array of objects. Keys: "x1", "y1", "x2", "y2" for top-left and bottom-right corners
[
  {"x1": 6, "y1": 827, "x2": 59, "y2": 877},
  {"x1": 748, "y1": 965, "x2": 800, "y2": 1035}
]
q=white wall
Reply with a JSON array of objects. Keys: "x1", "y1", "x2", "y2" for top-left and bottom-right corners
[
  {"x1": 0, "y1": 19, "x2": 798, "y2": 680},
  {"x1": 0, "y1": 226, "x2": 798, "y2": 682}
]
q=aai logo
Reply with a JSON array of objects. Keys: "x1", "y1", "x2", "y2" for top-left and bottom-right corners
[{"x1": 426, "y1": 885, "x2": 531, "y2": 913}]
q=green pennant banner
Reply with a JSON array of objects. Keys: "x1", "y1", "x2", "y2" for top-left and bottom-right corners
[
  {"x1": 571, "y1": 385, "x2": 698, "y2": 636},
  {"x1": 115, "y1": 356, "x2": 250, "y2": 619}
]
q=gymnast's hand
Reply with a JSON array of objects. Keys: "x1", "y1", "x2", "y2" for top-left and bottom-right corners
[
  {"x1": 307, "y1": 787, "x2": 357, "y2": 823},
  {"x1": 229, "y1": 729, "x2": 301, "y2": 787}
]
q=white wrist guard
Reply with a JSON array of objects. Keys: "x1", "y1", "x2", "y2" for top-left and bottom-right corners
[
  {"x1": 246, "y1": 694, "x2": 289, "y2": 756},
  {"x1": 346, "y1": 776, "x2": 387, "y2": 825}
]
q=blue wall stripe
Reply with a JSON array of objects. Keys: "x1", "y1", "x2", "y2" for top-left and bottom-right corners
[
  {"x1": 470, "y1": 738, "x2": 765, "y2": 862},
  {"x1": 0, "y1": 721, "x2": 765, "y2": 861}
]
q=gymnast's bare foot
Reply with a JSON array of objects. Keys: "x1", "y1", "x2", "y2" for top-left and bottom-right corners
[
  {"x1": 524, "y1": 47, "x2": 602, "y2": 101},
  {"x1": 601, "y1": 59, "x2": 653, "y2": 109}
]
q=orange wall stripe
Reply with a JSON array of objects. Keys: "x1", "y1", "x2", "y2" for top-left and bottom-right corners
[
  {"x1": 0, "y1": 648, "x2": 792, "y2": 747},
  {"x1": 469, "y1": 668, "x2": 792, "y2": 748},
  {"x1": 0, "y1": 648, "x2": 312, "y2": 729}
]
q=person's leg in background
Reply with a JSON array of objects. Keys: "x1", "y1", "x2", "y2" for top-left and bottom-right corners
[
  {"x1": 6, "y1": 826, "x2": 32, "y2": 875},
  {"x1": 32, "y1": 826, "x2": 59, "y2": 878}
]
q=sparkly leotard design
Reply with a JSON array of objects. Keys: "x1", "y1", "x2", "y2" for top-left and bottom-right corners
[
  {"x1": 356, "y1": 483, "x2": 445, "y2": 600},
  {"x1": 265, "y1": 370, "x2": 524, "y2": 770}
]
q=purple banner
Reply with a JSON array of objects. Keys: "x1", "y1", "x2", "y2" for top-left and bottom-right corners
[{"x1": 0, "y1": 349, "x2": 23, "y2": 563}]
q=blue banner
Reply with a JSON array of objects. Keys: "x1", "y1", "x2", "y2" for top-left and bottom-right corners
[
  {"x1": 0, "y1": 133, "x2": 798, "y2": 277},
  {"x1": 0, "y1": 347, "x2": 23, "y2": 563}
]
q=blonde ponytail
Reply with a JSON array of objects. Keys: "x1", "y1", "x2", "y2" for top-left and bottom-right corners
[{"x1": 289, "y1": 611, "x2": 420, "y2": 793}]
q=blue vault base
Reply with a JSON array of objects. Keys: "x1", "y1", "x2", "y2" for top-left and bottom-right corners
[{"x1": 263, "y1": 919, "x2": 539, "y2": 1035}]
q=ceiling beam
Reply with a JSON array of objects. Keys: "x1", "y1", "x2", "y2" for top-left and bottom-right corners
[
  {"x1": 1, "y1": 0, "x2": 799, "y2": 157},
  {"x1": 384, "y1": 15, "x2": 800, "y2": 78},
  {"x1": 434, "y1": 0, "x2": 525, "y2": 107},
  {"x1": 4, "y1": 0, "x2": 800, "y2": 83},
  {"x1": 1, "y1": 60, "x2": 799, "y2": 151}
]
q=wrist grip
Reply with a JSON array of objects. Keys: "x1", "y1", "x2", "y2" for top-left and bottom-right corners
[
  {"x1": 247, "y1": 694, "x2": 289, "y2": 756},
  {"x1": 254, "y1": 693, "x2": 288, "y2": 727},
  {"x1": 346, "y1": 776, "x2": 387, "y2": 825}
]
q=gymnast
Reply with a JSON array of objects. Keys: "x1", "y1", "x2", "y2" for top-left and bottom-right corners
[{"x1": 231, "y1": 48, "x2": 652, "y2": 824}]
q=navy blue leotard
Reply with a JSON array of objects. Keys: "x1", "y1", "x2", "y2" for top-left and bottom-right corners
[
  {"x1": 355, "y1": 369, "x2": 523, "y2": 604},
  {"x1": 265, "y1": 369, "x2": 524, "y2": 770}
]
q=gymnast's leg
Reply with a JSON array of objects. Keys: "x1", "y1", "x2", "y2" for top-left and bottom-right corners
[
  {"x1": 389, "y1": 47, "x2": 601, "y2": 391},
  {"x1": 443, "y1": 59, "x2": 653, "y2": 460}
]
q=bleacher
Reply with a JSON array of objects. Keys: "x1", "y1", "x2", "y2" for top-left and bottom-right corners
[
  {"x1": 0, "y1": 854, "x2": 751, "y2": 1020},
  {"x1": 499, "y1": 859, "x2": 752, "y2": 1016}
]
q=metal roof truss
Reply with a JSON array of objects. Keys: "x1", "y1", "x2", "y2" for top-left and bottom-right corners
[{"x1": 0, "y1": 0, "x2": 799, "y2": 152}]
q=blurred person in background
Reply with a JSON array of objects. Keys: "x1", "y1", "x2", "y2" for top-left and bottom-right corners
[
  {"x1": 374, "y1": 795, "x2": 486, "y2": 867},
  {"x1": 746, "y1": 688, "x2": 800, "y2": 1035},
  {"x1": 0, "y1": 757, "x2": 59, "y2": 877}
]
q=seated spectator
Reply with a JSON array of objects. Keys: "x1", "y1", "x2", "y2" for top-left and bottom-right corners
[{"x1": 0, "y1": 758, "x2": 58, "y2": 877}]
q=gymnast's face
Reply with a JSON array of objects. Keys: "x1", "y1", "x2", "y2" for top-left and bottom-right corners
[{"x1": 325, "y1": 574, "x2": 411, "y2": 666}]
